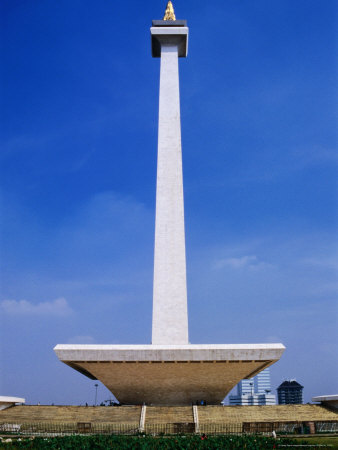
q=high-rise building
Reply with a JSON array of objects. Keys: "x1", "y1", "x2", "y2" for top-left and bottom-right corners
[
  {"x1": 229, "y1": 368, "x2": 276, "y2": 405},
  {"x1": 256, "y1": 367, "x2": 272, "y2": 395},
  {"x1": 277, "y1": 380, "x2": 303, "y2": 404}
]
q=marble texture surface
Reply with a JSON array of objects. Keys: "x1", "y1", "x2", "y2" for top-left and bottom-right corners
[{"x1": 152, "y1": 42, "x2": 188, "y2": 345}]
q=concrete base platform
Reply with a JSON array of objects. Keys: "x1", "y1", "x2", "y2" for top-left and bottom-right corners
[
  {"x1": 0, "y1": 396, "x2": 25, "y2": 411},
  {"x1": 54, "y1": 344, "x2": 285, "y2": 405},
  {"x1": 312, "y1": 395, "x2": 338, "y2": 411}
]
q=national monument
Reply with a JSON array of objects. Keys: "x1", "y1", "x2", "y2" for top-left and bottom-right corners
[{"x1": 54, "y1": 2, "x2": 285, "y2": 405}]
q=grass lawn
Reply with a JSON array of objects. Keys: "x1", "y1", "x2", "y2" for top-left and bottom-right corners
[{"x1": 293, "y1": 435, "x2": 338, "y2": 447}]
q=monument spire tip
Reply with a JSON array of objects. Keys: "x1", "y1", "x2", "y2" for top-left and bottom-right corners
[{"x1": 163, "y1": 1, "x2": 176, "y2": 21}]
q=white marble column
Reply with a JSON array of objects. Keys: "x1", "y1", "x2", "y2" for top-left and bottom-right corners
[{"x1": 152, "y1": 44, "x2": 188, "y2": 345}]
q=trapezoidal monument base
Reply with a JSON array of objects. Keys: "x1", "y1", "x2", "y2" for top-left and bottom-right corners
[{"x1": 54, "y1": 344, "x2": 285, "y2": 405}]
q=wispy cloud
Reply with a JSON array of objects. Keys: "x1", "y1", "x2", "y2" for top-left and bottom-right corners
[
  {"x1": 213, "y1": 255, "x2": 273, "y2": 271},
  {"x1": 239, "y1": 145, "x2": 338, "y2": 184},
  {"x1": 0, "y1": 134, "x2": 54, "y2": 160},
  {"x1": 67, "y1": 335, "x2": 96, "y2": 344},
  {"x1": 202, "y1": 145, "x2": 338, "y2": 189},
  {"x1": 69, "y1": 147, "x2": 96, "y2": 173},
  {"x1": 0, "y1": 297, "x2": 72, "y2": 316},
  {"x1": 301, "y1": 256, "x2": 338, "y2": 271}
]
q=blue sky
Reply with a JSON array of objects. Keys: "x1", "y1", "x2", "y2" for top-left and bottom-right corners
[{"x1": 1, "y1": 0, "x2": 337, "y2": 405}]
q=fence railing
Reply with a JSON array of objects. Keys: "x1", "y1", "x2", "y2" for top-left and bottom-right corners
[
  {"x1": 0, "y1": 422, "x2": 139, "y2": 436},
  {"x1": 315, "y1": 422, "x2": 338, "y2": 433},
  {"x1": 0, "y1": 421, "x2": 337, "y2": 436},
  {"x1": 199, "y1": 423, "x2": 242, "y2": 435}
]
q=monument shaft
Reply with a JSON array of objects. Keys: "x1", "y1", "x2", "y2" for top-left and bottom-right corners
[
  {"x1": 54, "y1": 7, "x2": 286, "y2": 406},
  {"x1": 152, "y1": 42, "x2": 188, "y2": 345}
]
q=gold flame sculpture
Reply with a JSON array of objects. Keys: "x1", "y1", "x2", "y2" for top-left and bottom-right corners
[{"x1": 163, "y1": 1, "x2": 176, "y2": 21}]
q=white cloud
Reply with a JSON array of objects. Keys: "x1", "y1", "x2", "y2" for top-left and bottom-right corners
[
  {"x1": 213, "y1": 255, "x2": 272, "y2": 270},
  {"x1": 0, "y1": 297, "x2": 72, "y2": 316}
]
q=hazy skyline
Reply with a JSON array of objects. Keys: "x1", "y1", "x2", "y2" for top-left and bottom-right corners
[{"x1": 1, "y1": 0, "x2": 337, "y2": 405}]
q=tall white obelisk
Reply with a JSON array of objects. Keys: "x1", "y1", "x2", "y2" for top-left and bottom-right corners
[
  {"x1": 54, "y1": 3, "x2": 285, "y2": 406},
  {"x1": 151, "y1": 2, "x2": 189, "y2": 344}
]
